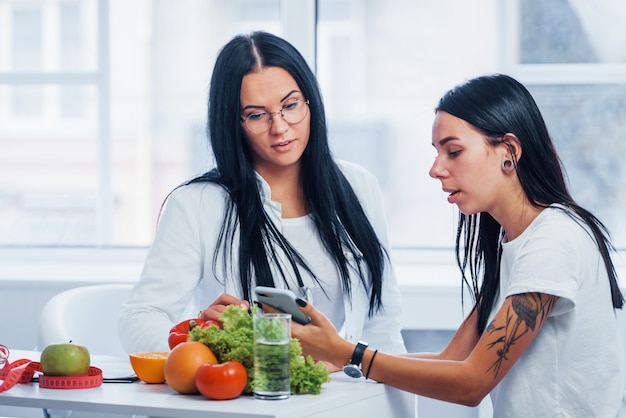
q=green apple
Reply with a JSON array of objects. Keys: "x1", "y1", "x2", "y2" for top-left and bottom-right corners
[{"x1": 40, "y1": 343, "x2": 91, "y2": 376}]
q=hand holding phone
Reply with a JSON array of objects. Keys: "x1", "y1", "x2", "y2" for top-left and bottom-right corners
[{"x1": 254, "y1": 286, "x2": 311, "y2": 325}]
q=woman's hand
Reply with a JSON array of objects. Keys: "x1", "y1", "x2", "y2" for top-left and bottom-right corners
[
  {"x1": 321, "y1": 361, "x2": 342, "y2": 373},
  {"x1": 199, "y1": 293, "x2": 250, "y2": 323},
  {"x1": 291, "y1": 299, "x2": 355, "y2": 368}
]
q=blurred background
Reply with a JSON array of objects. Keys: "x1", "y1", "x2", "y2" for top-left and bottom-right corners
[{"x1": 1, "y1": 0, "x2": 625, "y2": 249}]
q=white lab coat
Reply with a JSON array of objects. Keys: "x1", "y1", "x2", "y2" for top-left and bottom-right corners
[{"x1": 119, "y1": 160, "x2": 407, "y2": 356}]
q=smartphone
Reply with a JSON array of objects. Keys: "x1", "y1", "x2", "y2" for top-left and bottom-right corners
[{"x1": 254, "y1": 286, "x2": 311, "y2": 325}]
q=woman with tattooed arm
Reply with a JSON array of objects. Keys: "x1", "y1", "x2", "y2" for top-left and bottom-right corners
[{"x1": 291, "y1": 74, "x2": 626, "y2": 417}]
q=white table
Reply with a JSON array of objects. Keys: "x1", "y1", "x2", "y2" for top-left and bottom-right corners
[{"x1": 0, "y1": 350, "x2": 416, "y2": 418}]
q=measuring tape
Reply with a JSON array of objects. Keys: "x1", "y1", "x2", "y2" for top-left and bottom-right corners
[{"x1": 0, "y1": 345, "x2": 102, "y2": 392}]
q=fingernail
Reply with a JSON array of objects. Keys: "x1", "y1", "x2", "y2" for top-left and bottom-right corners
[{"x1": 296, "y1": 298, "x2": 307, "y2": 307}]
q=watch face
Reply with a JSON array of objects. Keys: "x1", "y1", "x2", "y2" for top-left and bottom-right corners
[{"x1": 343, "y1": 364, "x2": 362, "y2": 378}]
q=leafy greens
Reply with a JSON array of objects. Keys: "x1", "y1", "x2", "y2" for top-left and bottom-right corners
[{"x1": 189, "y1": 305, "x2": 330, "y2": 395}]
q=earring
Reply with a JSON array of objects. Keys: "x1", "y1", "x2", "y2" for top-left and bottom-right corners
[{"x1": 502, "y1": 158, "x2": 514, "y2": 172}]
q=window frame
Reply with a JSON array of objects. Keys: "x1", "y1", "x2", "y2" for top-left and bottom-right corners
[
  {"x1": 498, "y1": 0, "x2": 626, "y2": 85},
  {"x1": 2, "y1": 0, "x2": 624, "y2": 253},
  {"x1": 0, "y1": 0, "x2": 112, "y2": 244},
  {"x1": 0, "y1": 0, "x2": 314, "y2": 247}
]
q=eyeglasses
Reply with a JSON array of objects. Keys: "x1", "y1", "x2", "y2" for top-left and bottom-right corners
[{"x1": 240, "y1": 100, "x2": 309, "y2": 134}]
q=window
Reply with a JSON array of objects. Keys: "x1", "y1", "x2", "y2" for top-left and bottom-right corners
[
  {"x1": 0, "y1": 0, "x2": 100, "y2": 245},
  {"x1": 501, "y1": 0, "x2": 626, "y2": 247},
  {"x1": 316, "y1": 0, "x2": 498, "y2": 248},
  {"x1": 1, "y1": 0, "x2": 625, "y2": 250},
  {"x1": 0, "y1": 0, "x2": 286, "y2": 246}
]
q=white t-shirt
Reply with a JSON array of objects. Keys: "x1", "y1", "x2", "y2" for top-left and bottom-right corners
[
  {"x1": 281, "y1": 214, "x2": 345, "y2": 328},
  {"x1": 489, "y1": 205, "x2": 625, "y2": 417}
]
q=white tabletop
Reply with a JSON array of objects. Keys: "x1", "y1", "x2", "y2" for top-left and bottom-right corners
[{"x1": 0, "y1": 350, "x2": 416, "y2": 418}]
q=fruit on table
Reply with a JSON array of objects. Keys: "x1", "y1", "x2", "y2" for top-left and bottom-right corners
[
  {"x1": 129, "y1": 352, "x2": 169, "y2": 383},
  {"x1": 164, "y1": 341, "x2": 218, "y2": 394},
  {"x1": 196, "y1": 361, "x2": 247, "y2": 400},
  {"x1": 40, "y1": 343, "x2": 90, "y2": 376}
]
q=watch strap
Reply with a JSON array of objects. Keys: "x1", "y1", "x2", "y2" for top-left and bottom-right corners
[{"x1": 349, "y1": 341, "x2": 368, "y2": 367}]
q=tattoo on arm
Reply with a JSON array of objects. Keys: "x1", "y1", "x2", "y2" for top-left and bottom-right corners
[{"x1": 484, "y1": 293, "x2": 557, "y2": 378}]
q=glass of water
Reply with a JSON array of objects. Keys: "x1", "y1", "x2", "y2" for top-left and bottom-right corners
[{"x1": 253, "y1": 312, "x2": 291, "y2": 400}]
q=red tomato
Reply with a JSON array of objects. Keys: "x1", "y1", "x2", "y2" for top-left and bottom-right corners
[{"x1": 195, "y1": 361, "x2": 247, "y2": 400}]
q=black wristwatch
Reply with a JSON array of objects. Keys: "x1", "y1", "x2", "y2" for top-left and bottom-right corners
[{"x1": 342, "y1": 340, "x2": 368, "y2": 378}]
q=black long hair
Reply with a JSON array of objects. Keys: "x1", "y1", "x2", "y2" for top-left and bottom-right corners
[
  {"x1": 171, "y1": 31, "x2": 386, "y2": 315},
  {"x1": 436, "y1": 74, "x2": 624, "y2": 334}
]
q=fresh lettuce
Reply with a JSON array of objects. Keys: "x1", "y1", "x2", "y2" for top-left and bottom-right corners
[{"x1": 189, "y1": 305, "x2": 330, "y2": 395}]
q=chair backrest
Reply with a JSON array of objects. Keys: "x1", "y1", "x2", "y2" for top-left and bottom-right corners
[{"x1": 37, "y1": 283, "x2": 134, "y2": 357}]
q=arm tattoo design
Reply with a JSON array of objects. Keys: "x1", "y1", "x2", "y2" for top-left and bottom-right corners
[{"x1": 484, "y1": 293, "x2": 556, "y2": 378}]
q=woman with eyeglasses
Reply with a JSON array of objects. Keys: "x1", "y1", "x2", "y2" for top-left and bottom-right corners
[
  {"x1": 118, "y1": 31, "x2": 407, "y2": 360},
  {"x1": 291, "y1": 74, "x2": 625, "y2": 416}
]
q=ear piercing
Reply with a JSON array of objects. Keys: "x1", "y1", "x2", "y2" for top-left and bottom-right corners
[{"x1": 502, "y1": 158, "x2": 514, "y2": 171}]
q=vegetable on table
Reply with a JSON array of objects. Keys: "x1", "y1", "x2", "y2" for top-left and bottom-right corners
[
  {"x1": 168, "y1": 318, "x2": 220, "y2": 349},
  {"x1": 195, "y1": 361, "x2": 247, "y2": 400},
  {"x1": 189, "y1": 305, "x2": 330, "y2": 395}
]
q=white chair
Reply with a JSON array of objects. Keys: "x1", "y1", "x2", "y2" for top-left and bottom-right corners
[{"x1": 37, "y1": 283, "x2": 134, "y2": 357}]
